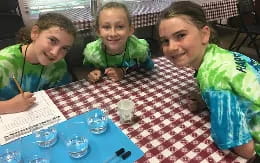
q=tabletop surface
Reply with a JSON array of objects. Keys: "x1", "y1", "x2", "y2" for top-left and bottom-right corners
[{"x1": 45, "y1": 57, "x2": 246, "y2": 163}]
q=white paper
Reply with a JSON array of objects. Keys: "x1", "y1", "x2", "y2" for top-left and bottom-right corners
[{"x1": 0, "y1": 90, "x2": 66, "y2": 145}]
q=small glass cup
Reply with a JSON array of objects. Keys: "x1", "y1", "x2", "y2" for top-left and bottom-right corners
[
  {"x1": 22, "y1": 141, "x2": 50, "y2": 163},
  {"x1": 32, "y1": 126, "x2": 58, "y2": 148},
  {"x1": 0, "y1": 138, "x2": 22, "y2": 163},
  {"x1": 117, "y1": 99, "x2": 135, "y2": 124},
  {"x1": 62, "y1": 121, "x2": 89, "y2": 159},
  {"x1": 87, "y1": 110, "x2": 108, "y2": 134}
]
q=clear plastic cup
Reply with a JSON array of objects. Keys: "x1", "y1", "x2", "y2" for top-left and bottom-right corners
[
  {"x1": 62, "y1": 121, "x2": 89, "y2": 159},
  {"x1": 87, "y1": 110, "x2": 108, "y2": 134},
  {"x1": 117, "y1": 99, "x2": 135, "y2": 124}
]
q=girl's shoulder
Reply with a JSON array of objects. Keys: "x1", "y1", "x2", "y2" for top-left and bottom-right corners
[
  {"x1": 127, "y1": 35, "x2": 149, "y2": 58},
  {"x1": 0, "y1": 44, "x2": 22, "y2": 57},
  {"x1": 84, "y1": 39, "x2": 103, "y2": 56}
]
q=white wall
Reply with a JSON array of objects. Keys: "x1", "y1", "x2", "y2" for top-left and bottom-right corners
[{"x1": 19, "y1": 0, "x2": 37, "y2": 27}]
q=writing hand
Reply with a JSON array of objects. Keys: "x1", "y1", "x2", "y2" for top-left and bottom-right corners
[{"x1": 10, "y1": 92, "x2": 36, "y2": 113}]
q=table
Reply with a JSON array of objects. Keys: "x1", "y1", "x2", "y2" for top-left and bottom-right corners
[
  {"x1": 29, "y1": 0, "x2": 238, "y2": 31},
  {"x1": 45, "y1": 57, "x2": 246, "y2": 162}
]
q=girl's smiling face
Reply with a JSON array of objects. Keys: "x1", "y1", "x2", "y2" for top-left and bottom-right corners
[
  {"x1": 29, "y1": 26, "x2": 74, "y2": 65},
  {"x1": 97, "y1": 8, "x2": 134, "y2": 54},
  {"x1": 159, "y1": 15, "x2": 210, "y2": 69}
]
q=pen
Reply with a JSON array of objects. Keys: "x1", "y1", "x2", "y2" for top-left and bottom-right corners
[{"x1": 12, "y1": 74, "x2": 23, "y2": 94}]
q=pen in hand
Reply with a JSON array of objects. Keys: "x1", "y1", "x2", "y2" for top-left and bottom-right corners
[{"x1": 12, "y1": 74, "x2": 24, "y2": 94}]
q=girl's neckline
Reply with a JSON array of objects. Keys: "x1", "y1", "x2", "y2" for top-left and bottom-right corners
[{"x1": 103, "y1": 42, "x2": 128, "y2": 67}]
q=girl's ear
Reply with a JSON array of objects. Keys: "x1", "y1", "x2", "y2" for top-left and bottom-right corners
[
  {"x1": 129, "y1": 25, "x2": 135, "y2": 35},
  {"x1": 201, "y1": 25, "x2": 210, "y2": 45},
  {"x1": 30, "y1": 25, "x2": 40, "y2": 41}
]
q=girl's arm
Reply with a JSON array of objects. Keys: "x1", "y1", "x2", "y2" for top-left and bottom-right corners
[{"x1": 0, "y1": 92, "x2": 35, "y2": 114}]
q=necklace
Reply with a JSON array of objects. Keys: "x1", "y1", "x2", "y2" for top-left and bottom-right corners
[
  {"x1": 20, "y1": 44, "x2": 44, "y2": 91},
  {"x1": 104, "y1": 42, "x2": 127, "y2": 68}
]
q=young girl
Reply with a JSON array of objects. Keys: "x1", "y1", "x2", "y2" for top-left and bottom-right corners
[
  {"x1": 158, "y1": 1, "x2": 260, "y2": 160},
  {"x1": 0, "y1": 13, "x2": 76, "y2": 114},
  {"x1": 83, "y1": 2, "x2": 154, "y2": 82}
]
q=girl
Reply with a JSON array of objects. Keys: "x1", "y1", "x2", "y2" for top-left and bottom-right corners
[
  {"x1": 83, "y1": 2, "x2": 154, "y2": 82},
  {"x1": 0, "y1": 13, "x2": 77, "y2": 114},
  {"x1": 158, "y1": 1, "x2": 260, "y2": 160}
]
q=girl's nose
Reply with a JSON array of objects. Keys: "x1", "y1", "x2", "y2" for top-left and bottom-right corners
[
  {"x1": 168, "y1": 40, "x2": 178, "y2": 51},
  {"x1": 110, "y1": 28, "x2": 117, "y2": 36},
  {"x1": 50, "y1": 46, "x2": 60, "y2": 57}
]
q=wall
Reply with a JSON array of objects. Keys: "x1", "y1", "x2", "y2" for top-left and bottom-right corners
[{"x1": 18, "y1": 0, "x2": 38, "y2": 27}]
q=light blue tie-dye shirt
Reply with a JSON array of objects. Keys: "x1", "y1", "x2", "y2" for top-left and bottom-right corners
[{"x1": 196, "y1": 44, "x2": 260, "y2": 149}]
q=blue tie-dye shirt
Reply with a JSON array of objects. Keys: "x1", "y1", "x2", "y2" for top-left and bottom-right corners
[
  {"x1": 0, "y1": 44, "x2": 72, "y2": 100},
  {"x1": 196, "y1": 44, "x2": 260, "y2": 150}
]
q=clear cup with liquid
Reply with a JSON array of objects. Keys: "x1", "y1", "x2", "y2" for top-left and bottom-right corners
[
  {"x1": 33, "y1": 126, "x2": 58, "y2": 148},
  {"x1": 22, "y1": 140, "x2": 50, "y2": 163},
  {"x1": 0, "y1": 138, "x2": 22, "y2": 163},
  {"x1": 87, "y1": 110, "x2": 108, "y2": 134},
  {"x1": 62, "y1": 121, "x2": 89, "y2": 159}
]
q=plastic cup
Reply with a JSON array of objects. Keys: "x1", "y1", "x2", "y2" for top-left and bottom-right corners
[
  {"x1": 117, "y1": 99, "x2": 135, "y2": 124},
  {"x1": 62, "y1": 121, "x2": 89, "y2": 159},
  {"x1": 0, "y1": 138, "x2": 22, "y2": 163},
  {"x1": 87, "y1": 110, "x2": 108, "y2": 134},
  {"x1": 33, "y1": 126, "x2": 58, "y2": 148}
]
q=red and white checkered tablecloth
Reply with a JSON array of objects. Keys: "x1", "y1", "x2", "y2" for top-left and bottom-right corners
[
  {"x1": 45, "y1": 57, "x2": 246, "y2": 163},
  {"x1": 33, "y1": 0, "x2": 238, "y2": 31}
]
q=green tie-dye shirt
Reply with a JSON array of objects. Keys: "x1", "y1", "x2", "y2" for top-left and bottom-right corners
[
  {"x1": 196, "y1": 44, "x2": 260, "y2": 150},
  {"x1": 0, "y1": 44, "x2": 72, "y2": 100},
  {"x1": 83, "y1": 35, "x2": 154, "y2": 70}
]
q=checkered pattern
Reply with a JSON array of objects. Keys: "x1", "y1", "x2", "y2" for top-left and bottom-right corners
[
  {"x1": 24, "y1": 0, "x2": 238, "y2": 31},
  {"x1": 45, "y1": 57, "x2": 246, "y2": 163},
  {"x1": 202, "y1": 0, "x2": 238, "y2": 21}
]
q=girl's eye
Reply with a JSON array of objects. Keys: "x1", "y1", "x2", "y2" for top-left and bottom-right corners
[
  {"x1": 176, "y1": 33, "x2": 186, "y2": 40},
  {"x1": 160, "y1": 39, "x2": 169, "y2": 46},
  {"x1": 102, "y1": 25, "x2": 110, "y2": 29},
  {"x1": 49, "y1": 38, "x2": 58, "y2": 45},
  {"x1": 117, "y1": 25, "x2": 124, "y2": 29}
]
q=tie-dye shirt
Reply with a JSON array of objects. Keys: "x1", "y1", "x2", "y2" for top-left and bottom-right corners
[
  {"x1": 83, "y1": 35, "x2": 154, "y2": 70},
  {"x1": 195, "y1": 44, "x2": 260, "y2": 150},
  {"x1": 0, "y1": 44, "x2": 72, "y2": 100}
]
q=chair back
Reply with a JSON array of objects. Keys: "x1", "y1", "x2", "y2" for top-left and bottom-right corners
[
  {"x1": 0, "y1": 0, "x2": 19, "y2": 14},
  {"x1": 0, "y1": 14, "x2": 24, "y2": 40},
  {"x1": 237, "y1": 0, "x2": 259, "y2": 28}
]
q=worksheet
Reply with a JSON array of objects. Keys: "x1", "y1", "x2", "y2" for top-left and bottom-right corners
[{"x1": 0, "y1": 91, "x2": 66, "y2": 145}]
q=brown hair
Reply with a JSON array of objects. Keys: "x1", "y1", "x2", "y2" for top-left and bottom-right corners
[
  {"x1": 17, "y1": 13, "x2": 77, "y2": 44},
  {"x1": 158, "y1": 1, "x2": 219, "y2": 44},
  {"x1": 95, "y1": 1, "x2": 132, "y2": 30}
]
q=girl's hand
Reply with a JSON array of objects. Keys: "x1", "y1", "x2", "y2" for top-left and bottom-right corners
[
  {"x1": 88, "y1": 69, "x2": 102, "y2": 83},
  {"x1": 187, "y1": 92, "x2": 207, "y2": 113},
  {"x1": 10, "y1": 92, "x2": 36, "y2": 113},
  {"x1": 105, "y1": 67, "x2": 124, "y2": 82}
]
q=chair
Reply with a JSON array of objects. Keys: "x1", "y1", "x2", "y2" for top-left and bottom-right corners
[
  {"x1": 228, "y1": 0, "x2": 260, "y2": 59},
  {"x1": 0, "y1": 0, "x2": 24, "y2": 41}
]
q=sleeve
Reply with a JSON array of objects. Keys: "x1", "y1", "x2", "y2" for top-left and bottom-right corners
[
  {"x1": 202, "y1": 90, "x2": 253, "y2": 150},
  {"x1": 228, "y1": 54, "x2": 260, "y2": 112},
  {"x1": 139, "y1": 50, "x2": 154, "y2": 70},
  {"x1": 83, "y1": 43, "x2": 96, "y2": 69}
]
